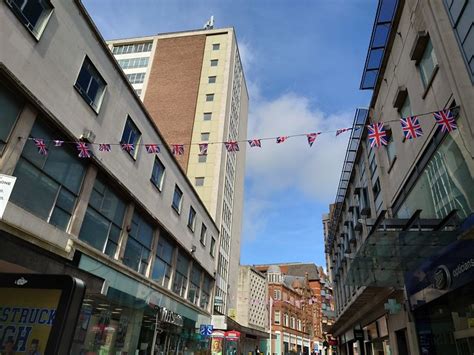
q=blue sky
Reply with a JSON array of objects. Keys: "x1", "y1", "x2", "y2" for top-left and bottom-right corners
[{"x1": 83, "y1": 0, "x2": 376, "y2": 268}]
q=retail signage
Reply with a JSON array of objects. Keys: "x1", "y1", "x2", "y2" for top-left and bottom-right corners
[
  {"x1": 156, "y1": 307, "x2": 183, "y2": 327},
  {"x1": 214, "y1": 296, "x2": 223, "y2": 306},
  {"x1": 0, "y1": 174, "x2": 16, "y2": 219},
  {"x1": 0, "y1": 273, "x2": 85, "y2": 354},
  {"x1": 200, "y1": 324, "x2": 213, "y2": 336},
  {"x1": 354, "y1": 329, "x2": 364, "y2": 340}
]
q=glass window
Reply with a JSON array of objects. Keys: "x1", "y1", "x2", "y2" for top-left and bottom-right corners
[
  {"x1": 206, "y1": 94, "x2": 214, "y2": 102},
  {"x1": 198, "y1": 155, "x2": 207, "y2": 163},
  {"x1": 210, "y1": 59, "x2": 218, "y2": 67},
  {"x1": 126, "y1": 72, "x2": 146, "y2": 84},
  {"x1": 75, "y1": 57, "x2": 106, "y2": 113},
  {"x1": 208, "y1": 76, "x2": 216, "y2": 84},
  {"x1": 172, "y1": 185, "x2": 183, "y2": 213},
  {"x1": 112, "y1": 42, "x2": 152, "y2": 55},
  {"x1": 173, "y1": 251, "x2": 190, "y2": 297},
  {"x1": 123, "y1": 211, "x2": 154, "y2": 275},
  {"x1": 11, "y1": 120, "x2": 86, "y2": 231},
  {"x1": 187, "y1": 264, "x2": 202, "y2": 305},
  {"x1": 203, "y1": 112, "x2": 212, "y2": 121},
  {"x1": 6, "y1": 0, "x2": 53, "y2": 39},
  {"x1": 0, "y1": 83, "x2": 23, "y2": 151},
  {"x1": 195, "y1": 177, "x2": 204, "y2": 187},
  {"x1": 151, "y1": 157, "x2": 165, "y2": 191},
  {"x1": 210, "y1": 237, "x2": 216, "y2": 257},
  {"x1": 400, "y1": 96, "x2": 412, "y2": 118},
  {"x1": 274, "y1": 311, "x2": 281, "y2": 325},
  {"x1": 200, "y1": 275, "x2": 212, "y2": 309},
  {"x1": 152, "y1": 232, "x2": 174, "y2": 288},
  {"x1": 117, "y1": 57, "x2": 149, "y2": 69},
  {"x1": 188, "y1": 206, "x2": 196, "y2": 231},
  {"x1": 386, "y1": 130, "x2": 396, "y2": 166},
  {"x1": 120, "y1": 116, "x2": 141, "y2": 159},
  {"x1": 201, "y1": 132, "x2": 210, "y2": 141},
  {"x1": 419, "y1": 39, "x2": 438, "y2": 88},
  {"x1": 79, "y1": 177, "x2": 126, "y2": 257},
  {"x1": 200, "y1": 223, "x2": 207, "y2": 245},
  {"x1": 212, "y1": 43, "x2": 220, "y2": 50}
]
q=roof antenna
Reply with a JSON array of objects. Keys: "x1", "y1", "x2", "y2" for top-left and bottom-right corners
[{"x1": 204, "y1": 16, "x2": 214, "y2": 30}]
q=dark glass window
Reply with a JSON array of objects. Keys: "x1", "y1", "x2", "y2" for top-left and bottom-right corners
[
  {"x1": 187, "y1": 265, "x2": 202, "y2": 304},
  {"x1": 172, "y1": 185, "x2": 183, "y2": 213},
  {"x1": 152, "y1": 233, "x2": 174, "y2": 288},
  {"x1": 201, "y1": 275, "x2": 212, "y2": 309},
  {"x1": 199, "y1": 223, "x2": 207, "y2": 245},
  {"x1": 206, "y1": 94, "x2": 214, "y2": 102},
  {"x1": 7, "y1": 0, "x2": 53, "y2": 38},
  {"x1": 123, "y1": 212, "x2": 154, "y2": 275},
  {"x1": 0, "y1": 83, "x2": 23, "y2": 152},
  {"x1": 120, "y1": 116, "x2": 141, "y2": 159},
  {"x1": 203, "y1": 112, "x2": 212, "y2": 121},
  {"x1": 75, "y1": 57, "x2": 106, "y2": 112},
  {"x1": 210, "y1": 59, "x2": 218, "y2": 67},
  {"x1": 173, "y1": 251, "x2": 190, "y2": 297},
  {"x1": 151, "y1": 157, "x2": 165, "y2": 191},
  {"x1": 188, "y1": 207, "x2": 196, "y2": 231},
  {"x1": 208, "y1": 76, "x2": 216, "y2": 84}
]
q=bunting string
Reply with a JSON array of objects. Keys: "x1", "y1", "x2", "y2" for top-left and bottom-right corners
[{"x1": 21, "y1": 107, "x2": 459, "y2": 157}]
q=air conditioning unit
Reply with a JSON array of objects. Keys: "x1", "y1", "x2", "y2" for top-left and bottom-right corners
[{"x1": 80, "y1": 129, "x2": 96, "y2": 143}]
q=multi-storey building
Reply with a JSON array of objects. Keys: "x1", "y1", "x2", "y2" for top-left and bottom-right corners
[
  {"x1": 107, "y1": 27, "x2": 249, "y2": 324},
  {"x1": 325, "y1": 1, "x2": 474, "y2": 355},
  {"x1": 0, "y1": 0, "x2": 220, "y2": 353}
]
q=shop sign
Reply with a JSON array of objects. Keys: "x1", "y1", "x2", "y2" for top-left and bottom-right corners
[
  {"x1": 156, "y1": 307, "x2": 183, "y2": 327},
  {"x1": 0, "y1": 174, "x2": 16, "y2": 219},
  {"x1": 354, "y1": 329, "x2": 364, "y2": 340},
  {"x1": 214, "y1": 296, "x2": 223, "y2": 306}
]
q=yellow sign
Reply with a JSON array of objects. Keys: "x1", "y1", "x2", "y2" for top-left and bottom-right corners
[{"x1": 0, "y1": 288, "x2": 61, "y2": 353}]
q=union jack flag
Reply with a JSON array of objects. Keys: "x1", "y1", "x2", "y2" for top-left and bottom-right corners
[
  {"x1": 306, "y1": 133, "x2": 319, "y2": 147},
  {"x1": 433, "y1": 109, "x2": 457, "y2": 133},
  {"x1": 248, "y1": 139, "x2": 261, "y2": 147},
  {"x1": 53, "y1": 140, "x2": 64, "y2": 147},
  {"x1": 368, "y1": 122, "x2": 388, "y2": 148},
  {"x1": 121, "y1": 143, "x2": 134, "y2": 153},
  {"x1": 400, "y1": 116, "x2": 423, "y2": 140},
  {"x1": 99, "y1": 143, "x2": 111, "y2": 152},
  {"x1": 225, "y1": 141, "x2": 239, "y2": 152},
  {"x1": 145, "y1": 144, "x2": 160, "y2": 154},
  {"x1": 276, "y1": 136, "x2": 288, "y2": 144},
  {"x1": 34, "y1": 139, "x2": 48, "y2": 156},
  {"x1": 199, "y1": 143, "x2": 208, "y2": 156},
  {"x1": 76, "y1": 142, "x2": 91, "y2": 158},
  {"x1": 172, "y1": 144, "x2": 184, "y2": 156},
  {"x1": 336, "y1": 127, "x2": 352, "y2": 136}
]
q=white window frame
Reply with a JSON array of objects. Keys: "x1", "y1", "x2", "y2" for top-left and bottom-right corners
[{"x1": 6, "y1": 0, "x2": 54, "y2": 39}]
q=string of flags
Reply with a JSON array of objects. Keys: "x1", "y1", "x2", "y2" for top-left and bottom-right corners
[{"x1": 27, "y1": 108, "x2": 457, "y2": 158}]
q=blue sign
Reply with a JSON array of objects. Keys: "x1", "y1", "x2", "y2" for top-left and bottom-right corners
[{"x1": 200, "y1": 324, "x2": 213, "y2": 336}]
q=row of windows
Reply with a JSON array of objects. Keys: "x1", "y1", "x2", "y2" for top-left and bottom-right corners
[
  {"x1": 118, "y1": 57, "x2": 149, "y2": 69},
  {"x1": 273, "y1": 311, "x2": 303, "y2": 331},
  {"x1": 126, "y1": 72, "x2": 146, "y2": 84},
  {"x1": 112, "y1": 42, "x2": 153, "y2": 55}
]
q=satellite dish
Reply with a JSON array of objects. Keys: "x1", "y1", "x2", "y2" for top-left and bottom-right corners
[{"x1": 204, "y1": 15, "x2": 214, "y2": 29}]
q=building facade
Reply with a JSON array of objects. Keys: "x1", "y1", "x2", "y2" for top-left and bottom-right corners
[
  {"x1": 108, "y1": 27, "x2": 249, "y2": 322},
  {"x1": 325, "y1": 1, "x2": 474, "y2": 355},
  {"x1": 0, "y1": 0, "x2": 221, "y2": 353}
]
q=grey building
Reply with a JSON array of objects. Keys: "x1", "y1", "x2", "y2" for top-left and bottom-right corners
[
  {"x1": 325, "y1": 0, "x2": 474, "y2": 355},
  {"x1": 0, "y1": 0, "x2": 220, "y2": 353}
]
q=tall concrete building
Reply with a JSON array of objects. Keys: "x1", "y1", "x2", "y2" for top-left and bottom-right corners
[{"x1": 107, "y1": 28, "x2": 249, "y2": 320}]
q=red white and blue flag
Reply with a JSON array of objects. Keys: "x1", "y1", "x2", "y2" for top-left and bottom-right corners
[
  {"x1": 34, "y1": 139, "x2": 48, "y2": 156},
  {"x1": 248, "y1": 139, "x2": 261, "y2": 148},
  {"x1": 276, "y1": 136, "x2": 288, "y2": 144},
  {"x1": 121, "y1": 143, "x2": 134, "y2": 153},
  {"x1": 433, "y1": 109, "x2": 457, "y2": 133},
  {"x1": 400, "y1": 116, "x2": 423, "y2": 140},
  {"x1": 336, "y1": 128, "x2": 352, "y2": 136},
  {"x1": 53, "y1": 140, "x2": 64, "y2": 147},
  {"x1": 99, "y1": 143, "x2": 111, "y2": 152},
  {"x1": 172, "y1": 144, "x2": 184, "y2": 156},
  {"x1": 225, "y1": 141, "x2": 239, "y2": 152},
  {"x1": 145, "y1": 144, "x2": 160, "y2": 154},
  {"x1": 307, "y1": 133, "x2": 319, "y2": 147},
  {"x1": 76, "y1": 142, "x2": 91, "y2": 158},
  {"x1": 199, "y1": 143, "x2": 209, "y2": 156},
  {"x1": 368, "y1": 123, "x2": 388, "y2": 148}
]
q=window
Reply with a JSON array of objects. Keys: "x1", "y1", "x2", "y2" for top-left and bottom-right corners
[
  {"x1": 123, "y1": 211, "x2": 154, "y2": 275},
  {"x1": 188, "y1": 265, "x2": 202, "y2": 305},
  {"x1": 11, "y1": 120, "x2": 86, "y2": 231},
  {"x1": 212, "y1": 43, "x2": 220, "y2": 50},
  {"x1": 112, "y1": 42, "x2": 153, "y2": 55},
  {"x1": 79, "y1": 177, "x2": 126, "y2": 257},
  {"x1": 117, "y1": 57, "x2": 149, "y2": 69},
  {"x1": 203, "y1": 112, "x2": 212, "y2": 121},
  {"x1": 195, "y1": 177, "x2": 205, "y2": 187},
  {"x1": 291, "y1": 317, "x2": 295, "y2": 329},
  {"x1": 400, "y1": 96, "x2": 412, "y2": 118},
  {"x1": 201, "y1": 132, "x2": 210, "y2": 141},
  {"x1": 206, "y1": 94, "x2": 214, "y2": 102},
  {"x1": 126, "y1": 72, "x2": 146, "y2": 84},
  {"x1": 200, "y1": 223, "x2": 207, "y2": 245},
  {"x1": 75, "y1": 57, "x2": 106, "y2": 113},
  {"x1": 172, "y1": 185, "x2": 183, "y2": 213},
  {"x1": 274, "y1": 311, "x2": 281, "y2": 325},
  {"x1": 208, "y1": 76, "x2": 216, "y2": 84},
  {"x1": 188, "y1": 207, "x2": 196, "y2": 231},
  {"x1": 419, "y1": 39, "x2": 438, "y2": 88},
  {"x1": 152, "y1": 232, "x2": 174, "y2": 288},
  {"x1": 201, "y1": 275, "x2": 212, "y2": 309},
  {"x1": 210, "y1": 59, "x2": 218, "y2": 67},
  {"x1": 0, "y1": 83, "x2": 23, "y2": 152},
  {"x1": 198, "y1": 155, "x2": 207, "y2": 163},
  {"x1": 151, "y1": 157, "x2": 165, "y2": 190},
  {"x1": 173, "y1": 251, "x2": 190, "y2": 297},
  {"x1": 385, "y1": 129, "x2": 396, "y2": 166},
  {"x1": 210, "y1": 237, "x2": 216, "y2": 257},
  {"x1": 6, "y1": 0, "x2": 53, "y2": 39},
  {"x1": 284, "y1": 313, "x2": 289, "y2": 327},
  {"x1": 120, "y1": 116, "x2": 141, "y2": 159}
]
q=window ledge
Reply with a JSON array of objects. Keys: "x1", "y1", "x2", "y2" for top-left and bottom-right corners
[
  {"x1": 422, "y1": 65, "x2": 439, "y2": 99},
  {"x1": 387, "y1": 155, "x2": 397, "y2": 174}
]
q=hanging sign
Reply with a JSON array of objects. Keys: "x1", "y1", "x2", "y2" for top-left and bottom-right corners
[{"x1": 0, "y1": 174, "x2": 16, "y2": 219}]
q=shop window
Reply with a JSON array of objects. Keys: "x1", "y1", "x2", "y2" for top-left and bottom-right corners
[
  {"x1": 173, "y1": 251, "x2": 190, "y2": 297},
  {"x1": 123, "y1": 211, "x2": 154, "y2": 275},
  {"x1": 0, "y1": 83, "x2": 23, "y2": 153},
  {"x1": 187, "y1": 264, "x2": 202, "y2": 305},
  {"x1": 6, "y1": 0, "x2": 53, "y2": 39},
  {"x1": 152, "y1": 232, "x2": 174, "y2": 288},
  {"x1": 79, "y1": 177, "x2": 126, "y2": 257},
  {"x1": 11, "y1": 120, "x2": 86, "y2": 231},
  {"x1": 75, "y1": 57, "x2": 106, "y2": 113}
]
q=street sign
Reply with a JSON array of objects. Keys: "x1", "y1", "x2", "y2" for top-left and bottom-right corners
[
  {"x1": 200, "y1": 324, "x2": 213, "y2": 336},
  {"x1": 0, "y1": 174, "x2": 16, "y2": 219}
]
